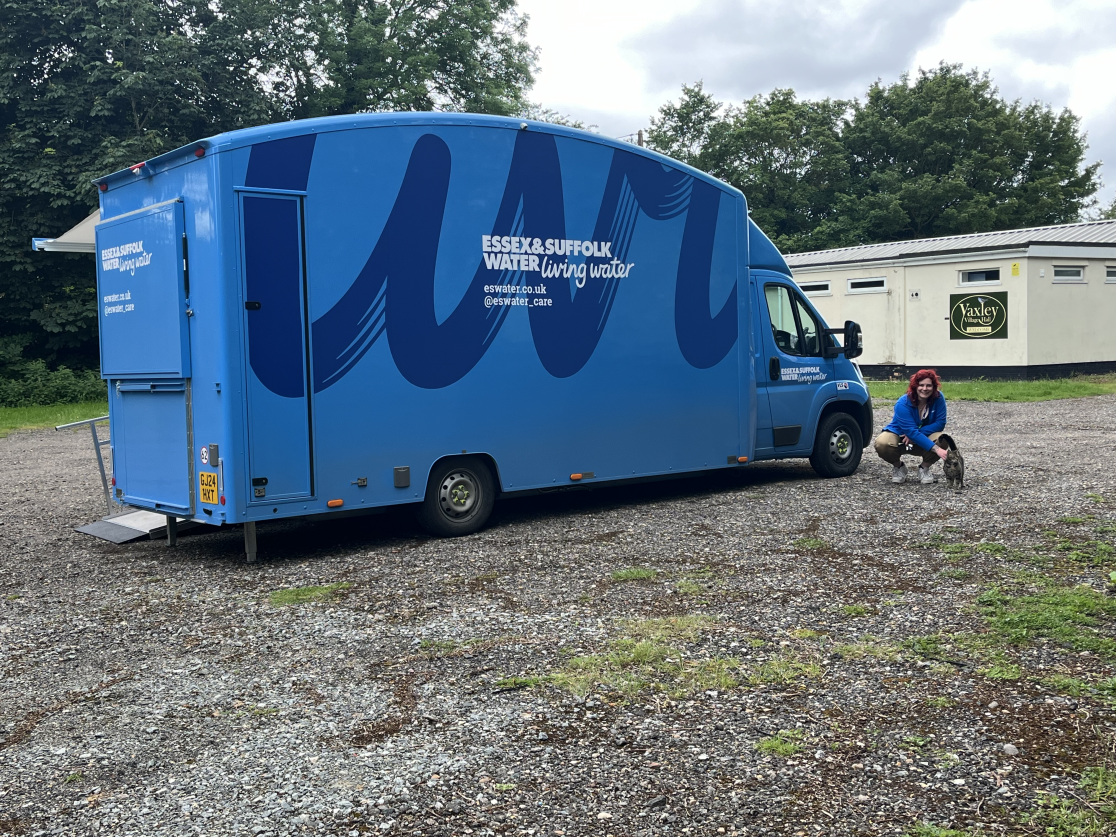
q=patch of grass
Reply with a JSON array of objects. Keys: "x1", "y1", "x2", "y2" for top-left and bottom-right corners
[
  {"x1": 789, "y1": 628, "x2": 823, "y2": 640},
  {"x1": 63, "y1": 772, "x2": 84, "y2": 784},
  {"x1": 977, "y1": 584, "x2": 1116, "y2": 658},
  {"x1": 842, "y1": 604, "x2": 869, "y2": 617},
  {"x1": 419, "y1": 639, "x2": 461, "y2": 656},
  {"x1": 494, "y1": 782, "x2": 516, "y2": 792},
  {"x1": 941, "y1": 543, "x2": 971, "y2": 556},
  {"x1": 1042, "y1": 674, "x2": 1089, "y2": 696},
  {"x1": 1057, "y1": 540, "x2": 1115, "y2": 566},
  {"x1": 755, "y1": 729, "x2": 803, "y2": 757},
  {"x1": 549, "y1": 616, "x2": 736, "y2": 698},
  {"x1": 976, "y1": 543, "x2": 1007, "y2": 555},
  {"x1": 903, "y1": 735, "x2": 929, "y2": 748},
  {"x1": 1086, "y1": 494, "x2": 1106, "y2": 503},
  {"x1": 493, "y1": 676, "x2": 542, "y2": 690},
  {"x1": 794, "y1": 537, "x2": 826, "y2": 550},
  {"x1": 904, "y1": 635, "x2": 946, "y2": 659},
  {"x1": 906, "y1": 824, "x2": 976, "y2": 837},
  {"x1": 982, "y1": 661, "x2": 1022, "y2": 680},
  {"x1": 0, "y1": 401, "x2": 109, "y2": 438},
  {"x1": 675, "y1": 578, "x2": 704, "y2": 595},
  {"x1": 268, "y1": 582, "x2": 352, "y2": 607},
  {"x1": 749, "y1": 656, "x2": 822, "y2": 685},
  {"x1": 868, "y1": 377, "x2": 1116, "y2": 403},
  {"x1": 1060, "y1": 516, "x2": 1092, "y2": 524},
  {"x1": 250, "y1": 706, "x2": 278, "y2": 716},
  {"x1": 926, "y1": 695, "x2": 955, "y2": 708},
  {"x1": 611, "y1": 567, "x2": 658, "y2": 582},
  {"x1": 1021, "y1": 792, "x2": 1115, "y2": 836}
]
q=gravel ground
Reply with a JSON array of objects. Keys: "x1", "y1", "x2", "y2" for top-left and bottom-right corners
[{"x1": 2, "y1": 396, "x2": 1116, "y2": 837}]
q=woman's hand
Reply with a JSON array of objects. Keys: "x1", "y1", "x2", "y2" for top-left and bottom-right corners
[{"x1": 934, "y1": 445, "x2": 948, "y2": 461}]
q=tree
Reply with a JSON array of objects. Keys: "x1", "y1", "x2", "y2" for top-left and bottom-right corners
[
  {"x1": 648, "y1": 85, "x2": 851, "y2": 253},
  {"x1": 836, "y1": 64, "x2": 1099, "y2": 244},
  {"x1": 646, "y1": 64, "x2": 1101, "y2": 253},
  {"x1": 0, "y1": 0, "x2": 536, "y2": 383}
]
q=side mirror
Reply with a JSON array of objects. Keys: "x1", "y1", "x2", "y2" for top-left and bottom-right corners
[
  {"x1": 822, "y1": 320, "x2": 864, "y2": 359},
  {"x1": 844, "y1": 320, "x2": 863, "y2": 359}
]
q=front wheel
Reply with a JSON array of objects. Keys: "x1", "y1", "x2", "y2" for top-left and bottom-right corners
[
  {"x1": 416, "y1": 457, "x2": 496, "y2": 537},
  {"x1": 809, "y1": 412, "x2": 864, "y2": 478}
]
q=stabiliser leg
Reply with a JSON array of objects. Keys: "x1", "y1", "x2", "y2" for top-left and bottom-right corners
[
  {"x1": 244, "y1": 521, "x2": 257, "y2": 564},
  {"x1": 166, "y1": 515, "x2": 177, "y2": 547}
]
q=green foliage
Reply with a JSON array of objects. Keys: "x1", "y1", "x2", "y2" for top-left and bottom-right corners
[
  {"x1": 268, "y1": 582, "x2": 352, "y2": 607},
  {"x1": 648, "y1": 64, "x2": 1098, "y2": 255},
  {"x1": 0, "y1": 0, "x2": 536, "y2": 380},
  {"x1": 906, "y1": 824, "x2": 975, "y2": 837},
  {"x1": 0, "y1": 359, "x2": 106, "y2": 407},
  {"x1": 611, "y1": 567, "x2": 657, "y2": 582},
  {"x1": 841, "y1": 604, "x2": 869, "y2": 617},
  {"x1": 794, "y1": 537, "x2": 827, "y2": 550},
  {"x1": 755, "y1": 729, "x2": 804, "y2": 757},
  {"x1": 868, "y1": 377, "x2": 1116, "y2": 403},
  {"x1": 978, "y1": 584, "x2": 1116, "y2": 657}
]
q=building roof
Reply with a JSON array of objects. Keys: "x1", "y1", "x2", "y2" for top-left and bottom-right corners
[{"x1": 784, "y1": 219, "x2": 1116, "y2": 268}]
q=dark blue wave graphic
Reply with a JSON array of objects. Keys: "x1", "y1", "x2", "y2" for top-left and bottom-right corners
[{"x1": 249, "y1": 130, "x2": 739, "y2": 393}]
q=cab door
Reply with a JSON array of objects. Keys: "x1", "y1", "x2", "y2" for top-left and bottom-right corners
[{"x1": 756, "y1": 277, "x2": 833, "y2": 453}]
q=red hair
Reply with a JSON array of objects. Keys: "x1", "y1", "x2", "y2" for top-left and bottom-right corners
[{"x1": 906, "y1": 369, "x2": 941, "y2": 404}]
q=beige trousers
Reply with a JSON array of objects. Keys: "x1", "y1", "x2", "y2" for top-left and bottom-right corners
[{"x1": 874, "y1": 430, "x2": 943, "y2": 467}]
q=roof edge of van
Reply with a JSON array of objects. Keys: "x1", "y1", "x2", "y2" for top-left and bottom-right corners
[{"x1": 89, "y1": 113, "x2": 744, "y2": 202}]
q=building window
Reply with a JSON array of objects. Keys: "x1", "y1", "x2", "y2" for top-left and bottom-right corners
[
  {"x1": 797, "y1": 280, "x2": 831, "y2": 296},
  {"x1": 1052, "y1": 265, "x2": 1085, "y2": 283},
  {"x1": 1106, "y1": 266, "x2": 1116, "y2": 284},
  {"x1": 960, "y1": 268, "x2": 1000, "y2": 284},
  {"x1": 847, "y1": 277, "x2": 887, "y2": 294}
]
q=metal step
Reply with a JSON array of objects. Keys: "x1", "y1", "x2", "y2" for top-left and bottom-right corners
[{"x1": 76, "y1": 509, "x2": 199, "y2": 544}]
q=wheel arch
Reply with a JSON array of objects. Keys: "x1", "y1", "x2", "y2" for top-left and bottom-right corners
[
  {"x1": 423, "y1": 452, "x2": 503, "y2": 494},
  {"x1": 816, "y1": 398, "x2": 872, "y2": 449}
]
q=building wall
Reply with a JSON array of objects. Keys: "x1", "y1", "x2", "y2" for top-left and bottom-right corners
[{"x1": 1025, "y1": 256, "x2": 1116, "y2": 365}]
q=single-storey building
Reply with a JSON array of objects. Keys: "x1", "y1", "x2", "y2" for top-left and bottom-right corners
[{"x1": 785, "y1": 219, "x2": 1116, "y2": 379}]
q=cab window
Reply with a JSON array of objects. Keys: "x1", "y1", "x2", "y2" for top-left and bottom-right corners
[
  {"x1": 764, "y1": 285, "x2": 801, "y2": 355},
  {"x1": 793, "y1": 295, "x2": 823, "y2": 357}
]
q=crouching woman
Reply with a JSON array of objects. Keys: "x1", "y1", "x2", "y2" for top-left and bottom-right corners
[{"x1": 874, "y1": 369, "x2": 949, "y2": 484}]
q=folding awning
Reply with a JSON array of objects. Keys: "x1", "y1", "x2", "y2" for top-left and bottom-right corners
[{"x1": 32, "y1": 210, "x2": 100, "y2": 253}]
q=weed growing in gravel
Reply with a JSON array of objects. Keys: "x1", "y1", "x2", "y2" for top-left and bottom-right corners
[
  {"x1": 1021, "y1": 791, "x2": 1115, "y2": 835},
  {"x1": 63, "y1": 772, "x2": 83, "y2": 784},
  {"x1": 906, "y1": 824, "x2": 976, "y2": 837},
  {"x1": 268, "y1": 582, "x2": 352, "y2": 607},
  {"x1": 749, "y1": 657, "x2": 822, "y2": 685},
  {"x1": 789, "y1": 628, "x2": 823, "y2": 640},
  {"x1": 549, "y1": 615, "x2": 739, "y2": 698},
  {"x1": 976, "y1": 543, "x2": 1006, "y2": 555},
  {"x1": 675, "y1": 578, "x2": 704, "y2": 595},
  {"x1": 926, "y1": 695, "x2": 955, "y2": 708},
  {"x1": 842, "y1": 604, "x2": 869, "y2": 617},
  {"x1": 977, "y1": 584, "x2": 1116, "y2": 658},
  {"x1": 982, "y1": 661, "x2": 1022, "y2": 680},
  {"x1": 611, "y1": 567, "x2": 657, "y2": 582},
  {"x1": 1060, "y1": 516, "x2": 1094, "y2": 524},
  {"x1": 904, "y1": 634, "x2": 946, "y2": 659},
  {"x1": 754, "y1": 729, "x2": 803, "y2": 756},
  {"x1": 1057, "y1": 539, "x2": 1115, "y2": 566},
  {"x1": 1086, "y1": 493, "x2": 1106, "y2": 503},
  {"x1": 794, "y1": 537, "x2": 826, "y2": 550},
  {"x1": 419, "y1": 639, "x2": 462, "y2": 657},
  {"x1": 941, "y1": 543, "x2": 971, "y2": 557}
]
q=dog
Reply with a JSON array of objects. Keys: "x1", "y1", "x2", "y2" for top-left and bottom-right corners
[{"x1": 937, "y1": 433, "x2": 964, "y2": 489}]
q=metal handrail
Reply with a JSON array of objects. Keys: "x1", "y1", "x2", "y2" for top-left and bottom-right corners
[{"x1": 55, "y1": 416, "x2": 119, "y2": 514}]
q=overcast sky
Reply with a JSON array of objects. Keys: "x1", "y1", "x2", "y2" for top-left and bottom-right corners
[{"x1": 517, "y1": 0, "x2": 1116, "y2": 209}]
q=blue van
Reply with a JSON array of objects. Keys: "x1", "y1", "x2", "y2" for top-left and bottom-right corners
[{"x1": 91, "y1": 114, "x2": 870, "y2": 560}]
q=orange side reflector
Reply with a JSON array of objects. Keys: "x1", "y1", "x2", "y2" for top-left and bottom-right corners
[
  {"x1": 327, "y1": 499, "x2": 343, "y2": 508},
  {"x1": 737, "y1": 456, "x2": 748, "y2": 463},
  {"x1": 570, "y1": 474, "x2": 583, "y2": 481}
]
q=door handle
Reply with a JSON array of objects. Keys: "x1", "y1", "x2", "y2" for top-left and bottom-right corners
[{"x1": 769, "y1": 357, "x2": 780, "y2": 381}]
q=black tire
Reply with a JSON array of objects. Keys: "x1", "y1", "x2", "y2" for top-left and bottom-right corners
[
  {"x1": 415, "y1": 457, "x2": 496, "y2": 537},
  {"x1": 809, "y1": 411, "x2": 864, "y2": 478}
]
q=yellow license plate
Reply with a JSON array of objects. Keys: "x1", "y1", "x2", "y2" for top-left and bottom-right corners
[{"x1": 199, "y1": 471, "x2": 218, "y2": 505}]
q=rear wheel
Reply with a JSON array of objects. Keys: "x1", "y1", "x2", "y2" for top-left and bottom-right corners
[
  {"x1": 416, "y1": 457, "x2": 496, "y2": 537},
  {"x1": 809, "y1": 412, "x2": 864, "y2": 478}
]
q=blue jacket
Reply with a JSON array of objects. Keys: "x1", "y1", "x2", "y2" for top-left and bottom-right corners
[{"x1": 883, "y1": 393, "x2": 947, "y2": 452}]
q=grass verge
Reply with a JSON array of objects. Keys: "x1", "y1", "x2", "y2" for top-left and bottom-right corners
[
  {"x1": 868, "y1": 375, "x2": 1116, "y2": 403},
  {"x1": 0, "y1": 401, "x2": 109, "y2": 438},
  {"x1": 976, "y1": 584, "x2": 1116, "y2": 658}
]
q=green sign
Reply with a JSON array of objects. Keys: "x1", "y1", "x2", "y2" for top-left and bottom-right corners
[{"x1": 949, "y1": 292, "x2": 1008, "y2": 340}]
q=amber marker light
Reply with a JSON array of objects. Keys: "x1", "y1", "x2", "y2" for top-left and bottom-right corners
[
  {"x1": 737, "y1": 456, "x2": 748, "y2": 463},
  {"x1": 569, "y1": 474, "x2": 583, "y2": 481},
  {"x1": 327, "y1": 499, "x2": 344, "y2": 508}
]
